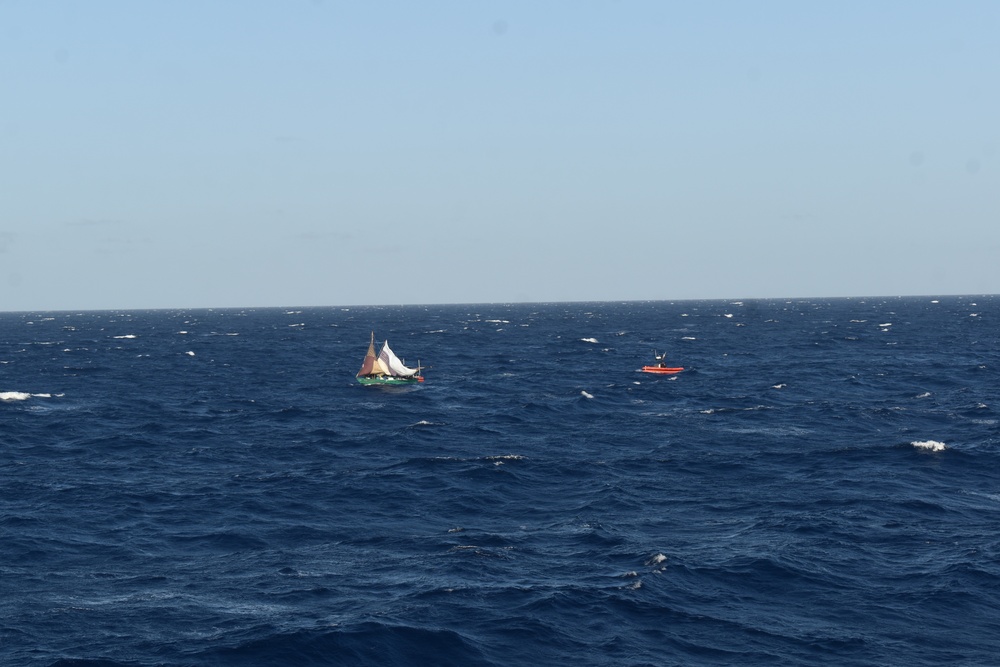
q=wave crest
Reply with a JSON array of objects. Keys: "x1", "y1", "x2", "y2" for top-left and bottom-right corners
[{"x1": 912, "y1": 440, "x2": 947, "y2": 452}]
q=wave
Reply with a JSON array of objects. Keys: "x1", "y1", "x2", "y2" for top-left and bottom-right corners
[
  {"x1": 912, "y1": 440, "x2": 947, "y2": 452},
  {"x1": 48, "y1": 660, "x2": 137, "y2": 667},
  {"x1": 190, "y1": 623, "x2": 495, "y2": 667},
  {"x1": 0, "y1": 391, "x2": 54, "y2": 401}
]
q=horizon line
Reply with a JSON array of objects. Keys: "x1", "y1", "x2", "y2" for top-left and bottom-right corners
[{"x1": 1, "y1": 292, "x2": 994, "y2": 315}]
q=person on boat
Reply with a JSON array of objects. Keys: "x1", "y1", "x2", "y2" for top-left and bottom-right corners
[{"x1": 654, "y1": 351, "x2": 669, "y2": 368}]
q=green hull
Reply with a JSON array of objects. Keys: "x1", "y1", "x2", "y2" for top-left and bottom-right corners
[{"x1": 356, "y1": 375, "x2": 421, "y2": 386}]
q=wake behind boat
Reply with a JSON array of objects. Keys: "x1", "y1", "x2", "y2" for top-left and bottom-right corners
[{"x1": 356, "y1": 332, "x2": 424, "y2": 385}]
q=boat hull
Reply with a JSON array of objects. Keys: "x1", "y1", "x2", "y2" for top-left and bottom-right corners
[
  {"x1": 641, "y1": 366, "x2": 684, "y2": 374},
  {"x1": 357, "y1": 375, "x2": 424, "y2": 385}
]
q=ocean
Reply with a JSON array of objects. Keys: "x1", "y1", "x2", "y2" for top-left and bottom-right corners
[{"x1": 2, "y1": 296, "x2": 998, "y2": 666}]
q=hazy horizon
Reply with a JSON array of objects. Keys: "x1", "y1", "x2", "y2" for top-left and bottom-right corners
[{"x1": 2, "y1": 291, "x2": 994, "y2": 316}]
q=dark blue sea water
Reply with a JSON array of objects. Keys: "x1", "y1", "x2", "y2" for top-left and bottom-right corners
[{"x1": 2, "y1": 297, "x2": 999, "y2": 666}]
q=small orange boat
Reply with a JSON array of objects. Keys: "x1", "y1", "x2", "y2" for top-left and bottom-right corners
[
  {"x1": 641, "y1": 365, "x2": 684, "y2": 375},
  {"x1": 641, "y1": 350, "x2": 684, "y2": 374}
]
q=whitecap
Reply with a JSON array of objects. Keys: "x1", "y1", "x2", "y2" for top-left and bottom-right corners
[
  {"x1": 113, "y1": 334, "x2": 137, "y2": 339},
  {"x1": 912, "y1": 440, "x2": 946, "y2": 452},
  {"x1": 915, "y1": 392, "x2": 931, "y2": 399},
  {"x1": 186, "y1": 351, "x2": 196, "y2": 356},
  {"x1": 723, "y1": 313, "x2": 734, "y2": 318},
  {"x1": 878, "y1": 323, "x2": 892, "y2": 327},
  {"x1": 682, "y1": 336, "x2": 696, "y2": 340},
  {"x1": 772, "y1": 383, "x2": 787, "y2": 389},
  {"x1": 581, "y1": 338, "x2": 599, "y2": 344},
  {"x1": 0, "y1": 391, "x2": 32, "y2": 401},
  {"x1": 581, "y1": 390, "x2": 594, "y2": 399},
  {"x1": 645, "y1": 553, "x2": 667, "y2": 566}
]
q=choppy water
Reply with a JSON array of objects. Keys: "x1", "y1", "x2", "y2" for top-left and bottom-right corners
[{"x1": 2, "y1": 297, "x2": 999, "y2": 666}]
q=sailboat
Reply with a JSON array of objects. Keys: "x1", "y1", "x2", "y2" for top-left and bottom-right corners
[{"x1": 356, "y1": 332, "x2": 425, "y2": 385}]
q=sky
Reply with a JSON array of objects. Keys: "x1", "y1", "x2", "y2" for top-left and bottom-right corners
[{"x1": 1, "y1": 1, "x2": 997, "y2": 311}]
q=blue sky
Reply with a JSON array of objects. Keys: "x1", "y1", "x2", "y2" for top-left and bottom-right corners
[{"x1": 1, "y1": 1, "x2": 997, "y2": 311}]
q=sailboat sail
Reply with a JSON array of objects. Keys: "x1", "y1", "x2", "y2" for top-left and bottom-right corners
[{"x1": 379, "y1": 341, "x2": 418, "y2": 377}]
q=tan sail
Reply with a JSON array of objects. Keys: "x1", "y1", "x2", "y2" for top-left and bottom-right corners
[{"x1": 357, "y1": 332, "x2": 383, "y2": 377}]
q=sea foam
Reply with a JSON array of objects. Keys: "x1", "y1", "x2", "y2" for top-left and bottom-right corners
[
  {"x1": 912, "y1": 440, "x2": 947, "y2": 452},
  {"x1": 0, "y1": 392, "x2": 54, "y2": 401}
]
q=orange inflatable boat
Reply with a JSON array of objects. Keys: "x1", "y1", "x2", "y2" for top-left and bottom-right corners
[{"x1": 641, "y1": 366, "x2": 685, "y2": 375}]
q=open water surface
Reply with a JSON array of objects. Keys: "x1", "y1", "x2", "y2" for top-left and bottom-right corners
[{"x1": 2, "y1": 297, "x2": 999, "y2": 665}]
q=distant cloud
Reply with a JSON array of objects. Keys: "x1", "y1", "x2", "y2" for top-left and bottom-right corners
[
  {"x1": 60, "y1": 219, "x2": 150, "y2": 254},
  {"x1": 294, "y1": 231, "x2": 354, "y2": 242},
  {"x1": 65, "y1": 219, "x2": 125, "y2": 227}
]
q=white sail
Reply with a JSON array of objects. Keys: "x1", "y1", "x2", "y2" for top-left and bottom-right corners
[{"x1": 379, "y1": 341, "x2": 418, "y2": 377}]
